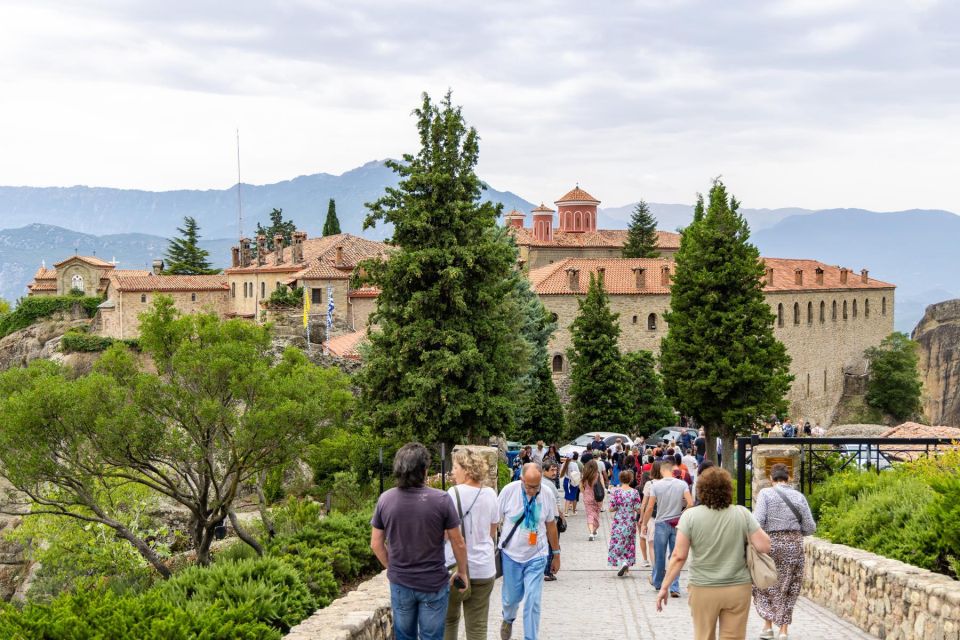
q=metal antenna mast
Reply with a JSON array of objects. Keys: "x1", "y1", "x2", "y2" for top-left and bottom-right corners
[{"x1": 236, "y1": 128, "x2": 243, "y2": 241}]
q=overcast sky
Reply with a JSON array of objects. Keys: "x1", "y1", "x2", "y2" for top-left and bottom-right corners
[{"x1": 1, "y1": 0, "x2": 958, "y2": 212}]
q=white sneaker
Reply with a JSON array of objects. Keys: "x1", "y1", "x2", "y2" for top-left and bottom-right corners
[{"x1": 642, "y1": 560, "x2": 651, "y2": 568}]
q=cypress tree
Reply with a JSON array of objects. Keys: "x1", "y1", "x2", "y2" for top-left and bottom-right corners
[
  {"x1": 622, "y1": 200, "x2": 660, "y2": 258},
  {"x1": 623, "y1": 350, "x2": 675, "y2": 435},
  {"x1": 567, "y1": 273, "x2": 631, "y2": 435},
  {"x1": 164, "y1": 217, "x2": 219, "y2": 275},
  {"x1": 323, "y1": 199, "x2": 342, "y2": 236},
  {"x1": 356, "y1": 92, "x2": 526, "y2": 444},
  {"x1": 660, "y1": 179, "x2": 792, "y2": 470}
]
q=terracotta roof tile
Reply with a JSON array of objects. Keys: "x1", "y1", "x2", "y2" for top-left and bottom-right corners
[
  {"x1": 110, "y1": 274, "x2": 228, "y2": 292},
  {"x1": 532, "y1": 203, "x2": 555, "y2": 213},
  {"x1": 348, "y1": 286, "x2": 380, "y2": 298},
  {"x1": 53, "y1": 255, "x2": 115, "y2": 268},
  {"x1": 530, "y1": 258, "x2": 674, "y2": 295},
  {"x1": 324, "y1": 330, "x2": 367, "y2": 360},
  {"x1": 556, "y1": 186, "x2": 600, "y2": 204},
  {"x1": 289, "y1": 235, "x2": 393, "y2": 282},
  {"x1": 761, "y1": 258, "x2": 894, "y2": 292},
  {"x1": 509, "y1": 227, "x2": 680, "y2": 250},
  {"x1": 879, "y1": 422, "x2": 960, "y2": 440},
  {"x1": 28, "y1": 281, "x2": 57, "y2": 291}
]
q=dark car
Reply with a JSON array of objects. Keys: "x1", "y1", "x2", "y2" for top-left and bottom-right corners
[{"x1": 647, "y1": 427, "x2": 697, "y2": 448}]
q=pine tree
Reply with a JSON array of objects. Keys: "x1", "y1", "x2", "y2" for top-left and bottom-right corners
[
  {"x1": 256, "y1": 208, "x2": 297, "y2": 250},
  {"x1": 660, "y1": 179, "x2": 792, "y2": 470},
  {"x1": 567, "y1": 273, "x2": 631, "y2": 435},
  {"x1": 323, "y1": 199, "x2": 342, "y2": 236},
  {"x1": 623, "y1": 350, "x2": 675, "y2": 435},
  {"x1": 356, "y1": 92, "x2": 527, "y2": 444},
  {"x1": 164, "y1": 217, "x2": 219, "y2": 275},
  {"x1": 865, "y1": 332, "x2": 923, "y2": 421},
  {"x1": 622, "y1": 200, "x2": 660, "y2": 258}
]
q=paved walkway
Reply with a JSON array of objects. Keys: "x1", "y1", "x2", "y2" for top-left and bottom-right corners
[{"x1": 461, "y1": 505, "x2": 877, "y2": 639}]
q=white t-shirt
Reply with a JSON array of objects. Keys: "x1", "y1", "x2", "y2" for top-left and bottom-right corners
[
  {"x1": 444, "y1": 485, "x2": 499, "y2": 579},
  {"x1": 531, "y1": 447, "x2": 546, "y2": 464},
  {"x1": 497, "y1": 480, "x2": 558, "y2": 563},
  {"x1": 682, "y1": 454, "x2": 699, "y2": 479}
]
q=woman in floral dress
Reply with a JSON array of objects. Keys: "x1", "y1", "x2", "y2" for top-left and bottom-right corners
[{"x1": 607, "y1": 469, "x2": 642, "y2": 577}]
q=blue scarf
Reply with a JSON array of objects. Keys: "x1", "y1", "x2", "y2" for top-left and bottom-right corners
[{"x1": 520, "y1": 490, "x2": 540, "y2": 531}]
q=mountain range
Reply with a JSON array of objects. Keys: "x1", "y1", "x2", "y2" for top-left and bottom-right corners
[{"x1": 1, "y1": 160, "x2": 956, "y2": 333}]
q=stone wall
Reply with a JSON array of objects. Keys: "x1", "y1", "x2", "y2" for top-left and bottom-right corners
[
  {"x1": 285, "y1": 571, "x2": 391, "y2": 640},
  {"x1": 803, "y1": 536, "x2": 960, "y2": 640}
]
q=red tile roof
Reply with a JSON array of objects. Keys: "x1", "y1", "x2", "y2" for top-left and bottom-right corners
[
  {"x1": 556, "y1": 186, "x2": 600, "y2": 204},
  {"x1": 530, "y1": 258, "x2": 674, "y2": 295},
  {"x1": 325, "y1": 330, "x2": 367, "y2": 360},
  {"x1": 110, "y1": 274, "x2": 228, "y2": 292},
  {"x1": 761, "y1": 258, "x2": 894, "y2": 292},
  {"x1": 292, "y1": 235, "x2": 393, "y2": 281},
  {"x1": 879, "y1": 422, "x2": 960, "y2": 440},
  {"x1": 509, "y1": 228, "x2": 680, "y2": 250},
  {"x1": 53, "y1": 255, "x2": 115, "y2": 268},
  {"x1": 348, "y1": 287, "x2": 381, "y2": 298},
  {"x1": 532, "y1": 203, "x2": 555, "y2": 214}
]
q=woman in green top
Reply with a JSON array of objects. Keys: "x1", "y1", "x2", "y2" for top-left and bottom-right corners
[{"x1": 656, "y1": 468, "x2": 771, "y2": 640}]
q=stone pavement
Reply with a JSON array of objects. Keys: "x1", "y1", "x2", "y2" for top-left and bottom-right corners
[{"x1": 462, "y1": 505, "x2": 877, "y2": 639}]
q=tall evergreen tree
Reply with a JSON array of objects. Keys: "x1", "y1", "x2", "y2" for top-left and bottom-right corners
[
  {"x1": 623, "y1": 350, "x2": 675, "y2": 435},
  {"x1": 660, "y1": 179, "x2": 792, "y2": 471},
  {"x1": 323, "y1": 199, "x2": 342, "y2": 236},
  {"x1": 356, "y1": 92, "x2": 527, "y2": 444},
  {"x1": 622, "y1": 200, "x2": 660, "y2": 258},
  {"x1": 865, "y1": 332, "x2": 923, "y2": 421},
  {"x1": 567, "y1": 273, "x2": 631, "y2": 435},
  {"x1": 164, "y1": 217, "x2": 219, "y2": 275},
  {"x1": 256, "y1": 207, "x2": 297, "y2": 250}
]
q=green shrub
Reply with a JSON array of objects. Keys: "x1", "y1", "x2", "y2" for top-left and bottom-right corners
[
  {"x1": 0, "y1": 295, "x2": 103, "y2": 338},
  {"x1": 498, "y1": 460, "x2": 512, "y2": 490},
  {"x1": 267, "y1": 286, "x2": 304, "y2": 308},
  {"x1": 306, "y1": 428, "x2": 355, "y2": 487},
  {"x1": 270, "y1": 496, "x2": 324, "y2": 538},
  {"x1": 61, "y1": 331, "x2": 117, "y2": 352},
  {"x1": 265, "y1": 540, "x2": 340, "y2": 606}
]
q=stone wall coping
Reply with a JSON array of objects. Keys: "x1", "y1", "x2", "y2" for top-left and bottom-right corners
[{"x1": 285, "y1": 571, "x2": 391, "y2": 640}]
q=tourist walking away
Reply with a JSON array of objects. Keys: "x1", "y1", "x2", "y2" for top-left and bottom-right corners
[
  {"x1": 655, "y1": 467, "x2": 772, "y2": 640},
  {"x1": 444, "y1": 449, "x2": 500, "y2": 640},
  {"x1": 580, "y1": 459, "x2": 604, "y2": 540},
  {"x1": 608, "y1": 469, "x2": 642, "y2": 576},
  {"x1": 498, "y1": 463, "x2": 561, "y2": 640},
  {"x1": 695, "y1": 431, "x2": 707, "y2": 465},
  {"x1": 541, "y1": 460, "x2": 564, "y2": 582},
  {"x1": 641, "y1": 457, "x2": 692, "y2": 597},
  {"x1": 752, "y1": 464, "x2": 817, "y2": 640},
  {"x1": 640, "y1": 462, "x2": 662, "y2": 570},
  {"x1": 371, "y1": 443, "x2": 469, "y2": 640},
  {"x1": 560, "y1": 453, "x2": 582, "y2": 515}
]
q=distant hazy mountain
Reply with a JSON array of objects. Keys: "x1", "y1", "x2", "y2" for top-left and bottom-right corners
[
  {"x1": 0, "y1": 160, "x2": 534, "y2": 241},
  {"x1": 598, "y1": 202, "x2": 817, "y2": 234}
]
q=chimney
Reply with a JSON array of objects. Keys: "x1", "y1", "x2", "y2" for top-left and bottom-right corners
[
  {"x1": 152, "y1": 259, "x2": 164, "y2": 276},
  {"x1": 661, "y1": 265, "x2": 671, "y2": 286},
  {"x1": 273, "y1": 234, "x2": 285, "y2": 265},
  {"x1": 291, "y1": 231, "x2": 306, "y2": 263},
  {"x1": 566, "y1": 267, "x2": 580, "y2": 291},
  {"x1": 231, "y1": 246, "x2": 240, "y2": 268},
  {"x1": 794, "y1": 268, "x2": 803, "y2": 286},
  {"x1": 815, "y1": 267, "x2": 824, "y2": 285},
  {"x1": 256, "y1": 234, "x2": 267, "y2": 266},
  {"x1": 765, "y1": 266, "x2": 774, "y2": 286},
  {"x1": 632, "y1": 267, "x2": 647, "y2": 289},
  {"x1": 239, "y1": 238, "x2": 252, "y2": 267},
  {"x1": 840, "y1": 268, "x2": 849, "y2": 285},
  {"x1": 860, "y1": 269, "x2": 869, "y2": 283},
  {"x1": 596, "y1": 267, "x2": 605, "y2": 285},
  {"x1": 335, "y1": 245, "x2": 344, "y2": 266}
]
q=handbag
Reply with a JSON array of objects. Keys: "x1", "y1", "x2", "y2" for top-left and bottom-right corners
[
  {"x1": 593, "y1": 480, "x2": 605, "y2": 502},
  {"x1": 496, "y1": 489, "x2": 540, "y2": 579},
  {"x1": 742, "y1": 507, "x2": 778, "y2": 589},
  {"x1": 556, "y1": 513, "x2": 567, "y2": 534}
]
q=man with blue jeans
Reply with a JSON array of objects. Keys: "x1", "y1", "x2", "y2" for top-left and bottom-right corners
[
  {"x1": 640, "y1": 457, "x2": 693, "y2": 597},
  {"x1": 371, "y1": 443, "x2": 470, "y2": 640},
  {"x1": 498, "y1": 463, "x2": 561, "y2": 640}
]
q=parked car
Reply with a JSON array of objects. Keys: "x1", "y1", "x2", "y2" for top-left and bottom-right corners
[
  {"x1": 646, "y1": 427, "x2": 697, "y2": 448},
  {"x1": 559, "y1": 432, "x2": 634, "y2": 459},
  {"x1": 836, "y1": 443, "x2": 893, "y2": 470}
]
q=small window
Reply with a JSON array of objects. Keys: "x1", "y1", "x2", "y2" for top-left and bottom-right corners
[
  {"x1": 647, "y1": 313, "x2": 657, "y2": 330},
  {"x1": 311, "y1": 288, "x2": 322, "y2": 304},
  {"x1": 632, "y1": 315, "x2": 638, "y2": 324},
  {"x1": 191, "y1": 293, "x2": 196, "y2": 302},
  {"x1": 852, "y1": 299, "x2": 858, "y2": 319},
  {"x1": 140, "y1": 294, "x2": 147, "y2": 303},
  {"x1": 261, "y1": 281, "x2": 266, "y2": 299},
  {"x1": 777, "y1": 303, "x2": 784, "y2": 327},
  {"x1": 864, "y1": 299, "x2": 870, "y2": 318},
  {"x1": 843, "y1": 300, "x2": 848, "y2": 320},
  {"x1": 832, "y1": 300, "x2": 837, "y2": 321},
  {"x1": 552, "y1": 354, "x2": 564, "y2": 373},
  {"x1": 248, "y1": 282, "x2": 253, "y2": 298},
  {"x1": 882, "y1": 297, "x2": 887, "y2": 316},
  {"x1": 819, "y1": 301, "x2": 825, "y2": 324},
  {"x1": 823, "y1": 369, "x2": 828, "y2": 393},
  {"x1": 806, "y1": 373, "x2": 811, "y2": 398},
  {"x1": 807, "y1": 301, "x2": 813, "y2": 325},
  {"x1": 793, "y1": 302, "x2": 800, "y2": 325},
  {"x1": 276, "y1": 281, "x2": 284, "y2": 290},
  {"x1": 231, "y1": 283, "x2": 236, "y2": 298}
]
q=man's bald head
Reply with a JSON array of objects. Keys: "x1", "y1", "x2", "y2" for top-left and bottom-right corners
[{"x1": 522, "y1": 463, "x2": 543, "y2": 482}]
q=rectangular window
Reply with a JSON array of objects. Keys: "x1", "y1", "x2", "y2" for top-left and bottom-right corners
[
  {"x1": 261, "y1": 281, "x2": 265, "y2": 299},
  {"x1": 231, "y1": 283, "x2": 236, "y2": 298},
  {"x1": 311, "y1": 288, "x2": 322, "y2": 304}
]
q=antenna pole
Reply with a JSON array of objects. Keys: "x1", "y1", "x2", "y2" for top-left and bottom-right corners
[{"x1": 236, "y1": 129, "x2": 243, "y2": 241}]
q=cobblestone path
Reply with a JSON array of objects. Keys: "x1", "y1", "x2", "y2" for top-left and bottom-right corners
[{"x1": 463, "y1": 506, "x2": 877, "y2": 639}]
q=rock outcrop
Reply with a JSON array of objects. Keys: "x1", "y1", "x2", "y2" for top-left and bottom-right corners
[
  {"x1": 913, "y1": 299, "x2": 960, "y2": 427},
  {"x1": 0, "y1": 314, "x2": 91, "y2": 372}
]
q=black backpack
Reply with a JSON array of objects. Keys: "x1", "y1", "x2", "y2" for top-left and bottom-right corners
[{"x1": 593, "y1": 480, "x2": 605, "y2": 502}]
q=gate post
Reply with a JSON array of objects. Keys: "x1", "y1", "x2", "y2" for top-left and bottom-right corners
[{"x1": 736, "y1": 437, "x2": 748, "y2": 507}]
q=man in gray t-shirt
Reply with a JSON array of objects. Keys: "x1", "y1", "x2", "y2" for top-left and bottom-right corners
[{"x1": 640, "y1": 458, "x2": 692, "y2": 595}]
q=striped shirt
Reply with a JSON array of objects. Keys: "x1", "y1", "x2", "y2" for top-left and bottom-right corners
[{"x1": 753, "y1": 485, "x2": 816, "y2": 535}]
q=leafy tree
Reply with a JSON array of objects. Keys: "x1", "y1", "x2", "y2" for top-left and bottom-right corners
[
  {"x1": 257, "y1": 207, "x2": 298, "y2": 250},
  {"x1": 623, "y1": 350, "x2": 675, "y2": 435},
  {"x1": 567, "y1": 273, "x2": 631, "y2": 435},
  {"x1": 0, "y1": 297, "x2": 12, "y2": 315},
  {"x1": 357, "y1": 91, "x2": 527, "y2": 444},
  {"x1": 622, "y1": 200, "x2": 660, "y2": 258},
  {"x1": 323, "y1": 199, "x2": 342, "y2": 236},
  {"x1": 660, "y1": 179, "x2": 792, "y2": 471},
  {"x1": 865, "y1": 332, "x2": 923, "y2": 421},
  {"x1": 164, "y1": 216, "x2": 219, "y2": 275}
]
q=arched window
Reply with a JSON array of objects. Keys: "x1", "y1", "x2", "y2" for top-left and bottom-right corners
[
  {"x1": 575, "y1": 212, "x2": 582, "y2": 231},
  {"x1": 882, "y1": 297, "x2": 887, "y2": 316},
  {"x1": 552, "y1": 354, "x2": 564, "y2": 373},
  {"x1": 832, "y1": 300, "x2": 837, "y2": 321},
  {"x1": 819, "y1": 301, "x2": 825, "y2": 324},
  {"x1": 843, "y1": 300, "x2": 848, "y2": 320},
  {"x1": 864, "y1": 299, "x2": 870, "y2": 318},
  {"x1": 793, "y1": 302, "x2": 800, "y2": 325},
  {"x1": 852, "y1": 299, "x2": 858, "y2": 319},
  {"x1": 260, "y1": 281, "x2": 266, "y2": 299},
  {"x1": 231, "y1": 283, "x2": 236, "y2": 298},
  {"x1": 140, "y1": 294, "x2": 147, "y2": 303},
  {"x1": 647, "y1": 313, "x2": 657, "y2": 330},
  {"x1": 70, "y1": 274, "x2": 84, "y2": 292},
  {"x1": 807, "y1": 301, "x2": 813, "y2": 324},
  {"x1": 777, "y1": 303, "x2": 784, "y2": 327}
]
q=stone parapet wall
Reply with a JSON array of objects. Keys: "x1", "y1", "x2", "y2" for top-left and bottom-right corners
[
  {"x1": 803, "y1": 536, "x2": 960, "y2": 639},
  {"x1": 285, "y1": 571, "x2": 391, "y2": 640}
]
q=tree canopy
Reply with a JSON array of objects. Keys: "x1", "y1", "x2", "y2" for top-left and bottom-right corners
[
  {"x1": 357, "y1": 91, "x2": 527, "y2": 444},
  {"x1": 164, "y1": 216, "x2": 219, "y2": 275},
  {"x1": 623, "y1": 350, "x2": 675, "y2": 435},
  {"x1": 256, "y1": 207, "x2": 297, "y2": 251},
  {"x1": 660, "y1": 179, "x2": 792, "y2": 469},
  {"x1": 323, "y1": 199, "x2": 342, "y2": 236},
  {"x1": 865, "y1": 332, "x2": 923, "y2": 421},
  {"x1": 622, "y1": 200, "x2": 660, "y2": 258}
]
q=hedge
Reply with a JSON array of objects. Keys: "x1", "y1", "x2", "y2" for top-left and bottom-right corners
[
  {"x1": 60, "y1": 331, "x2": 140, "y2": 353},
  {"x1": 0, "y1": 295, "x2": 103, "y2": 339}
]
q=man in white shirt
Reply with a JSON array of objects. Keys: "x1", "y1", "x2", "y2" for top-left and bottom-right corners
[
  {"x1": 540, "y1": 460, "x2": 564, "y2": 582},
  {"x1": 498, "y1": 463, "x2": 560, "y2": 640},
  {"x1": 681, "y1": 448, "x2": 699, "y2": 481},
  {"x1": 530, "y1": 440, "x2": 546, "y2": 465}
]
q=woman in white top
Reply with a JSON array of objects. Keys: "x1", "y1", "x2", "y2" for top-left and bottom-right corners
[{"x1": 444, "y1": 449, "x2": 500, "y2": 640}]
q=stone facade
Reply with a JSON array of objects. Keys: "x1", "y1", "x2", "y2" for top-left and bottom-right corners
[
  {"x1": 803, "y1": 536, "x2": 960, "y2": 640},
  {"x1": 285, "y1": 571, "x2": 392, "y2": 640},
  {"x1": 99, "y1": 288, "x2": 230, "y2": 340}
]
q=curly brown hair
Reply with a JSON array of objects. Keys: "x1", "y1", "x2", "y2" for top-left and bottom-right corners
[{"x1": 696, "y1": 467, "x2": 734, "y2": 510}]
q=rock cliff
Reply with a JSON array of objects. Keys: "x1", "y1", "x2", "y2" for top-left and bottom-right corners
[{"x1": 913, "y1": 299, "x2": 960, "y2": 427}]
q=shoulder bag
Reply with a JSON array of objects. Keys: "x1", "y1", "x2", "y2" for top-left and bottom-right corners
[
  {"x1": 742, "y1": 506, "x2": 778, "y2": 589},
  {"x1": 496, "y1": 489, "x2": 539, "y2": 579},
  {"x1": 593, "y1": 480, "x2": 605, "y2": 502},
  {"x1": 773, "y1": 487, "x2": 804, "y2": 528},
  {"x1": 448, "y1": 486, "x2": 482, "y2": 584}
]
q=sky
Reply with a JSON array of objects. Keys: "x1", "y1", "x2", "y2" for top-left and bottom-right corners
[{"x1": 1, "y1": 0, "x2": 958, "y2": 212}]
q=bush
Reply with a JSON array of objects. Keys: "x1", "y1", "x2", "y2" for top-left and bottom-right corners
[
  {"x1": 267, "y1": 286, "x2": 304, "y2": 308},
  {"x1": 0, "y1": 295, "x2": 103, "y2": 338},
  {"x1": 498, "y1": 460, "x2": 512, "y2": 490},
  {"x1": 61, "y1": 331, "x2": 117, "y2": 352}
]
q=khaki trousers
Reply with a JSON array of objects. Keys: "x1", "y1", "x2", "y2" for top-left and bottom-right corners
[
  {"x1": 687, "y1": 583, "x2": 753, "y2": 640},
  {"x1": 443, "y1": 577, "x2": 495, "y2": 640}
]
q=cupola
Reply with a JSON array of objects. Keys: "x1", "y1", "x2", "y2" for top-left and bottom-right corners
[{"x1": 555, "y1": 185, "x2": 600, "y2": 233}]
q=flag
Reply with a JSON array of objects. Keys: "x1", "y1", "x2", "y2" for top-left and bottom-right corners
[
  {"x1": 303, "y1": 286, "x2": 310, "y2": 327},
  {"x1": 326, "y1": 286, "x2": 335, "y2": 330}
]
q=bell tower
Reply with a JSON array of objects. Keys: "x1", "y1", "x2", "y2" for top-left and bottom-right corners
[{"x1": 555, "y1": 185, "x2": 600, "y2": 233}]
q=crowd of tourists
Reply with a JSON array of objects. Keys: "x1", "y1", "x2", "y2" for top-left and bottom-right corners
[{"x1": 370, "y1": 436, "x2": 816, "y2": 640}]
